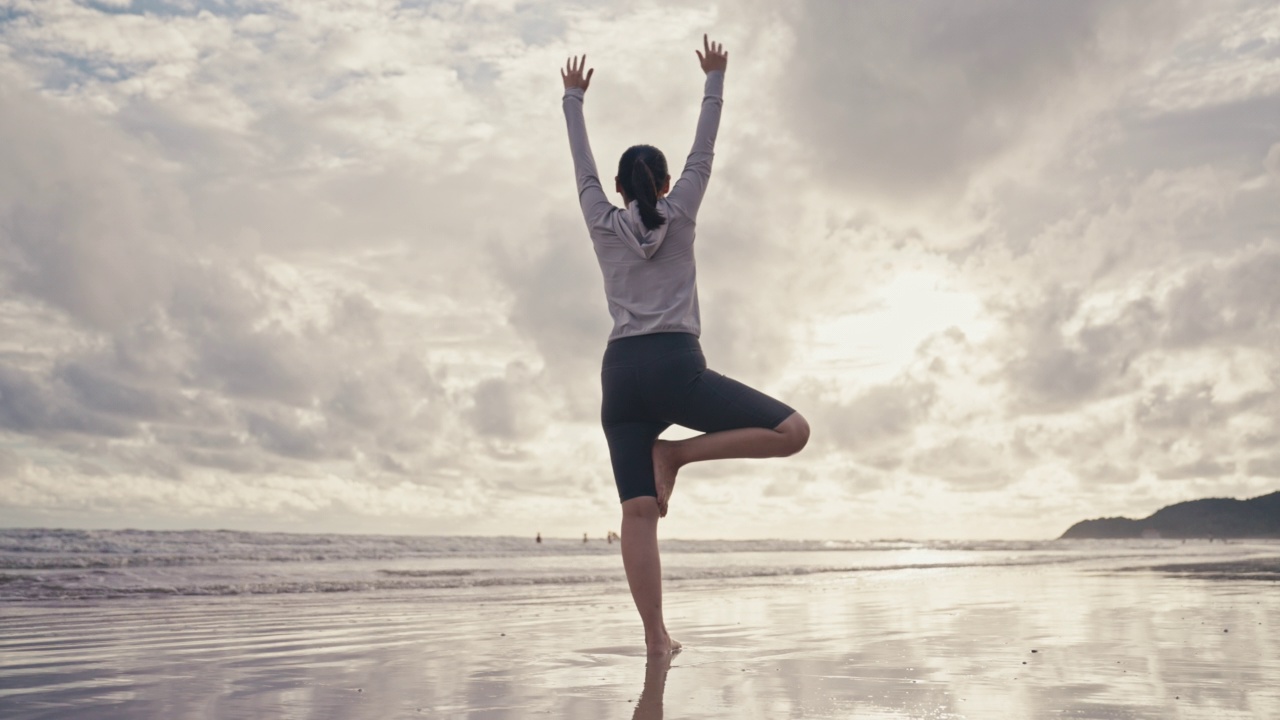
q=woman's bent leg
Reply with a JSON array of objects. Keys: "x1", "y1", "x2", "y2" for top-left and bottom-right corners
[
  {"x1": 653, "y1": 412, "x2": 810, "y2": 515},
  {"x1": 620, "y1": 496, "x2": 681, "y2": 656},
  {"x1": 665, "y1": 411, "x2": 809, "y2": 463}
]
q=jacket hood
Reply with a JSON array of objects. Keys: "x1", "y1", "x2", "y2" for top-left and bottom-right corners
[{"x1": 616, "y1": 200, "x2": 670, "y2": 260}]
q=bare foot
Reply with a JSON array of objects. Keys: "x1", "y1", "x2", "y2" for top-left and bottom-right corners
[
  {"x1": 646, "y1": 635, "x2": 682, "y2": 657},
  {"x1": 652, "y1": 440, "x2": 680, "y2": 518}
]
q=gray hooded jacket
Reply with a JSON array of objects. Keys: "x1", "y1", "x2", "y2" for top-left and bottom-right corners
[{"x1": 563, "y1": 71, "x2": 724, "y2": 342}]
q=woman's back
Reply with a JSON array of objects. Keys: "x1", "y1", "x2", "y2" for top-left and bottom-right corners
[{"x1": 562, "y1": 68, "x2": 725, "y2": 341}]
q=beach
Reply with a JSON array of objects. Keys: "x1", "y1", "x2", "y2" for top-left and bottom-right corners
[{"x1": 2, "y1": 532, "x2": 1278, "y2": 719}]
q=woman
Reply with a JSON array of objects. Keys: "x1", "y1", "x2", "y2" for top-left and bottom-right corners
[{"x1": 561, "y1": 35, "x2": 810, "y2": 657}]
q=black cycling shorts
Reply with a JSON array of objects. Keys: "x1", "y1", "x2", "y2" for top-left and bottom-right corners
[{"x1": 601, "y1": 332, "x2": 796, "y2": 502}]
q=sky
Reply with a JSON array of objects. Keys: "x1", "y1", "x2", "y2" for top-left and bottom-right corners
[{"x1": 0, "y1": 0, "x2": 1277, "y2": 540}]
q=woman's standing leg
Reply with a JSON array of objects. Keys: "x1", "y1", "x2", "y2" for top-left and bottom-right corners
[
  {"x1": 603, "y1": 343, "x2": 683, "y2": 655},
  {"x1": 620, "y1": 496, "x2": 681, "y2": 655}
]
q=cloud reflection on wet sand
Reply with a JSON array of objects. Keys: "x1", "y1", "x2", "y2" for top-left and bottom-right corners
[{"x1": 2, "y1": 559, "x2": 1277, "y2": 719}]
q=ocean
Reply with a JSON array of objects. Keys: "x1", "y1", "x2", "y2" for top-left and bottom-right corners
[{"x1": 2, "y1": 528, "x2": 1277, "y2": 601}]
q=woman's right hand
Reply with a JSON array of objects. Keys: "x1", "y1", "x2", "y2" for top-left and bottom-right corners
[
  {"x1": 561, "y1": 55, "x2": 593, "y2": 92},
  {"x1": 696, "y1": 34, "x2": 728, "y2": 74}
]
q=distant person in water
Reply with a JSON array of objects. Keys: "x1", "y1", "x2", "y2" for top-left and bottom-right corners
[{"x1": 561, "y1": 35, "x2": 810, "y2": 657}]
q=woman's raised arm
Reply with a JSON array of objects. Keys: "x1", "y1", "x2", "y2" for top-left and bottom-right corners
[
  {"x1": 561, "y1": 55, "x2": 614, "y2": 230},
  {"x1": 666, "y1": 35, "x2": 727, "y2": 219}
]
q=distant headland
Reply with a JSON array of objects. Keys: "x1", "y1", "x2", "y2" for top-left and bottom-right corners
[{"x1": 1060, "y1": 491, "x2": 1280, "y2": 539}]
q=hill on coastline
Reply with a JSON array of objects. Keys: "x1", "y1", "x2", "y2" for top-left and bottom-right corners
[{"x1": 1060, "y1": 491, "x2": 1280, "y2": 539}]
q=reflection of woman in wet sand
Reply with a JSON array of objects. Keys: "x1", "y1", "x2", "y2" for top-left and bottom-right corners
[
  {"x1": 561, "y1": 36, "x2": 810, "y2": 656},
  {"x1": 631, "y1": 654, "x2": 671, "y2": 720}
]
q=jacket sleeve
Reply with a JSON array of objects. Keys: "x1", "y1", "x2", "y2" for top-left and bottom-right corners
[
  {"x1": 664, "y1": 70, "x2": 724, "y2": 219},
  {"x1": 563, "y1": 88, "x2": 616, "y2": 231}
]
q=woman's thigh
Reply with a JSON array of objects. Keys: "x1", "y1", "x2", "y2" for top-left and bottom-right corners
[
  {"x1": 603, "y1": 420, "x2": 669, "y2": 501},
  {"x1": 601, "y1": 361, "x2": 671, "y2": 501},
  {"x1": 646, "y1": 351, "x2": 795, "y2": 434}
]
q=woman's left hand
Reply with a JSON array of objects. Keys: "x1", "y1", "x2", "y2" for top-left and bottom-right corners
[{"x1": 561, "y1": 55, "x2": 594, "y2": 92}]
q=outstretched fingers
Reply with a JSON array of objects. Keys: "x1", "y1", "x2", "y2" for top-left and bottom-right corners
[
  {"x1": 561, "y1": 54, "x2": 593, "y2": 91},
  {"x1": 703, "y1": 34, "x2": 725, "y2": 57},
  {"x1": 696, "y1": 34, "x2": 728, "y2": 73}
]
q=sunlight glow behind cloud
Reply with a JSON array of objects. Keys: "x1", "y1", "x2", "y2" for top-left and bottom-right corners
[{"x1": 808, "y1": 272, "x2": 987, "y2": 388}]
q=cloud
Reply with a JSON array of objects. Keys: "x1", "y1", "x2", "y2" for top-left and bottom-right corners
[
  {"x1": 1162, "y1": 248, "x2": 1280, "y2": 347},
  {"x1": 0, "y1": 364, "x2": 134, "y2": 437},
  {"x1": 465, "y1": 361, "x2": 544, "y2": 442},
  {"x1": 0, "y1": 73, "x2": 469, "y2": 488},
  {"x1": 492, "y1": 215, "x2": 611, "y2": 417},
  {"x1": 1, "y1": 0, "x2": 1278, "y2": 538},
  {"x1": 1000, "y1": 287, "x2": 1150, "y2": 411},
  {"x1": 796, "y1": 376, "x2": 938, "y2": 471},
  {"x1": 909, "y1": 437, "x2": 1014, "y2": 492},
  {"x1": 1159, "y1": 457, "x2": 1233, "y2": 481},
  {"x1": 55, "y1": 360, "x2": 179, "y2": 420},
  {"x1": 775, "y1": 0, "x2": 1183, "y2": 202},
  {"x1": 1248, "y1": 455, "x2": 1280, "y2": 478},
  {"x1": 0, "y1": 81, "x2": 178, "y2": 330},
  {"x1": 993, "y1": 243, "x2": 1280, "y2": 413}
]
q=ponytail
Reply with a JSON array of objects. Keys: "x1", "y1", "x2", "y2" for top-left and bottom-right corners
[
  {"x1": 631, "y1": 158, "x2": 665, "y2": 231},
  {"x1": 617, "y1": 144, "x2": 668, "y2": 231}
]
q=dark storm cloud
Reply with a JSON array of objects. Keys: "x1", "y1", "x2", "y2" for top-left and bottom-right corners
[
  {"x1": 1077, "y1": 461, "x2": 1137, "y2": 486},
  {"x1": 1248, "y1": 455, "x2": 1280, "y2": 478},
  {"x1": 1120, "y1": 95, "x2": 1280, "y2": 176},
  {"x1": 464, "y1": 376, "x2": 522, "y2": 441},
  {"x1": 1001, "y1": 248, "x2": 1280, "y2": 412},
  {"x1": 0, "y1": 447, "x2": 23, "y2": 476},
  {"x1": 1133, "y1": 383, "x2": 1272, "y2": 432},
  {"x1": 1163, "y1": 249, "x2": 1280, "y2": 347},
  {"x1": 326, "y1": 372, "x2": 403, "y2": 430},
  {"x1": 0, "y1": 364, "x2": 133, "y2": 438},
  {"x1": 799, "y1": 378, "x2": 938, "y2": 470},
  {"x1": 178, "y1": 447, "x2": 267, "y2": 474},
  {"x1": 1159, "y1": 457, "x2": 1233, "y2": 481},
  {"x1": 0, "y1": 82, "x2": 177, "y2": 331},
  {"x1": 1002, "y1": 288, "x2": 1154, "y2": 411},
  {"x1": 191, "y1": 323, "x2": 322, "y2": 405},
  {"x1": 245, "y1": 409, "x2": 339, "y2": 461},
  {"x1": 492, "y1": 216, "x2": 611, "y2": 421},
  {"x1": 0, "y1": 77, "x2": 462, "y2": 479},
  {"x1": 777, "y1": 0, "x2": 1176, "y2": 198},
  {"x1": 496, "y1": 231, "x2": 608, "y2": 371},
  {"x1": 909, "y1": 438, "x2": 1011, "y2": 492},
  {"x1": 55, "y1": 361, "x2": 177, "y2": 421}
]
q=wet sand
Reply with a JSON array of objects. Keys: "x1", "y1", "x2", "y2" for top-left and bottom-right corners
[{"x1": 2, "y1": 559, "x2": 1278, "y2": 719}]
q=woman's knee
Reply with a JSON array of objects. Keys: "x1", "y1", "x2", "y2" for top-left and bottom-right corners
[
  {"x1": 621, "y1": 496, "x2": 661, "y2": 520},
  {"x1": 777, "y1": 412, "x2": 810, "y2": 455}
]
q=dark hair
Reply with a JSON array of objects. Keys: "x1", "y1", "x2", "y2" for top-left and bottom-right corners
[{"x1": 617, "y1": 145, "x2": 668, "y2": 231}]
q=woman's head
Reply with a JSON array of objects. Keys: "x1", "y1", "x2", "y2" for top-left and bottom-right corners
[{"x1": 616, "y1": 145, "x2": 669, "y2": 231}]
